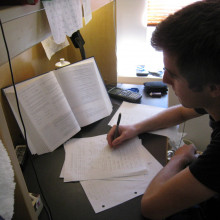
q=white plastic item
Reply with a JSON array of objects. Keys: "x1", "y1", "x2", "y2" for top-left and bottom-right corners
[{"x1": 55, "y1": 58, "x2": 70, "y2": 68}]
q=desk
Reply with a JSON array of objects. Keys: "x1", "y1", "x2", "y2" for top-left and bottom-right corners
[
  {"x1": 23, "y1": 85, "x2": 168, "y2": 220},
  {"x1": 116, "y1": 83, "x2": 168, "y2": 109}
]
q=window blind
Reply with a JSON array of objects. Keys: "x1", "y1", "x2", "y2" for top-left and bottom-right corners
[{"x1": 147, "y1": 0, "x2": 199, "y2": 26}]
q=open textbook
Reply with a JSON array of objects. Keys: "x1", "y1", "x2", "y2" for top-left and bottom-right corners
[{"x1": 3, "y1": 57, "x2": 112, "y2": 155}]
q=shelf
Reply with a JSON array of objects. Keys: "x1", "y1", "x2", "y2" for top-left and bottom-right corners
[{"x1": 0, "y1": 2, "x2": 51, "y2": 66}]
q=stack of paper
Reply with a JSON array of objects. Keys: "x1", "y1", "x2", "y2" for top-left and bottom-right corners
[
  {"x1": 60, "y1": 134, "x2": 162, "y2": 213},
  {"x1": 60, "y1": 135, "x2": 148, "y2": 181}
]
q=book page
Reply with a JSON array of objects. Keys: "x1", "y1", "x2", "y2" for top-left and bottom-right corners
[
  {"x1": 42, "y1": 0, "x2": 83, "y2": 44},
  {"x1": 1, "y1": 93, "x2": 46, "y2": 155},
  {"x1": 55, "y1": 57, "x2": 112, "y2": 127},
  {"x1": 4, "y1": 72, "x2": 81, "y2": 154}
]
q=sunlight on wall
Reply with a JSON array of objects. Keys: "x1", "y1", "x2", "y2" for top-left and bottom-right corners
[
  {"x1": 145, "y1": 27, "x2": 164, "y2": 72},
  {"x1": 116, "y1": 0, "x2": 164, "y2": 77}
]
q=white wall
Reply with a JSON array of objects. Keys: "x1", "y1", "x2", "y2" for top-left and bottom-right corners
[
  {"x1": 116, "y1": 1, "x2": 164, "y2": 79},
  {"x1": 116, "y1": 0, "x2": 148, "y2": 76},
  {"x1": 169, "y1": 88, "x2": 212, "y2": 151}
]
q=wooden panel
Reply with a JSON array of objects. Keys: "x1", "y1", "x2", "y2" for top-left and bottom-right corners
[
  {"x1": 81, "y1": 2, "x2": 117, "y2": 85},
  {"x1": 0, "y1": 105, "x2": 37, "y2": 220}
]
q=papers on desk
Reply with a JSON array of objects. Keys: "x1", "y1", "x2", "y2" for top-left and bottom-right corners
[
  {"x1": 108, "y1": 101, "x2": 179, "y2": 140},
  {"x1": 81, "y1": 145, "x2": 162, "y2": 213},
  {"x1": 60, "y1": 135, "x2": 148, "y2": 181},
  {"x1": 60, "y1": 134, "x2": 162, "y2": 213}
]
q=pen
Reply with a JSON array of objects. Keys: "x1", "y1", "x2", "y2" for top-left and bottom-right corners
[{"x1": 114, "y1": 113, "x2": 121, "y2": 140}]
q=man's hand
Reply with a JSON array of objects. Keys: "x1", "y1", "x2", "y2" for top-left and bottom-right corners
[
  {"x1": 107, "y1": 124, "x2": 138, "y2": 148},
  {"x1": 173, "y1": 144, "x2": 197, "y2": 168}
]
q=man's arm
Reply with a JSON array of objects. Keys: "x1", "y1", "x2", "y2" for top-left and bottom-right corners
[
  {"x1": 107, "y1": 105, "x2": 201, "y2": 147},
  {"x1": 141, "y1": 145, "x2": 216, "y2": 220},
  {"x1": 135, "y1": 105, "x2": 200, "y2": 134}
]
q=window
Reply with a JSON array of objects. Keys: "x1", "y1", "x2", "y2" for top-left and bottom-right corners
[
  {"x1": 147, "y1": 0, "x2": 199, "y2": 26},
  {"x1": 117, "y1": 0, "x2": 199, "y2": 83}
]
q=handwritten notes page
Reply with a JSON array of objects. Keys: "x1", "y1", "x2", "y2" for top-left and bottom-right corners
[
  {"x1": 60, "y1": 134, "x2": 162, "y2": 213},
  {"x1": 81, "y1": 146, "x2": 163, "y2": 213},
  {"x1": 60, "y1": 135, "x2": 148, "y2": 181},
  {"x1": 41, "y1": 36, "x2": 70, "y2": 60},
  {"x1": 42, "y1": 0, "x2": 83, "y2": 44},
  {"x1": 108, "y1": 102, "x2": 179, "y2": 140}
]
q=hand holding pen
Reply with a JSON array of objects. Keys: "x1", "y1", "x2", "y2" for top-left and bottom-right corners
[
  {"x1": 113, "y1": 113, "x2": 121, "y2": 140},
  {"x1": 107, "y1": 113, "x2": 139, "y2": 147}
]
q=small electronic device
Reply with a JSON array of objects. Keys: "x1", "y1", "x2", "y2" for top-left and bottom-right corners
[
  {"x1": 108, "y1": 87, "x2": 142, "y2": 103},
  {"x1": 15, "y1": 145, "x2": 27, "y2": 169},
  {"x1": 136, "y1": 73, "x2": 148, "y2": 77},
  {"x1": 29, "y1": 193, "x2": 43, "y2": 217}
]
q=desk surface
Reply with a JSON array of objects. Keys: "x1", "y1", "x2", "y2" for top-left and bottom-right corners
[
  {"x1": 116, "y1": 83, "x2": 168, "y2": 109},
  {"x1": 23, "y1": 85, "x2": 168, "y2": 220}
]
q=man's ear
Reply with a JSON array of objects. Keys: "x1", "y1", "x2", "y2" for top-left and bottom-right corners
[{"x1": 208, "y1": 84, "x2": 220, "y2": 97}]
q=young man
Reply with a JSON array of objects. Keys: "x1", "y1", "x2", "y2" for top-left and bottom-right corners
[{"x1": 107, "y1": 1, "x2": 220, "y2": 219}]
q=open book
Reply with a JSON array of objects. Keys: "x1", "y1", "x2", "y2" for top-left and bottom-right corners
[{"x1": 3, "y1": 57, "x2": 112, "y2": 155}]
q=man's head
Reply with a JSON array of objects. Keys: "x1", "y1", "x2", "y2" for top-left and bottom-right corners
[{"x1": 151, "y1": 1, "x2": 220, "y2": 91}]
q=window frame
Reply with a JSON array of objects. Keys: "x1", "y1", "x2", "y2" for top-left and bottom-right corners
[{"x1": 147, "y1": 0, "x2": 199, "y2": 26}]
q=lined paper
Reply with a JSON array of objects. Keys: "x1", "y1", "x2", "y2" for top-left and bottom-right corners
[{"x1": 60, "y1": 135, "x2": 148, "y2": 181}]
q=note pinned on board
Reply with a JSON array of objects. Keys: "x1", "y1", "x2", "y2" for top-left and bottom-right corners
[
  {"x1": 42, "y1": 0, "x2": 83, "y2": 44},
  {"x1": 41, "y1": 36, "x2": 70, "y2": 60},
  {"x1": 82, "y1": 0, "x2": 92, "y2": 25}
]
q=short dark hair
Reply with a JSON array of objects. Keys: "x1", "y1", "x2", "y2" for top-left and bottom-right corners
[{"x1": 151, "y1": 1, "x2": 220, "y2": 91}]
